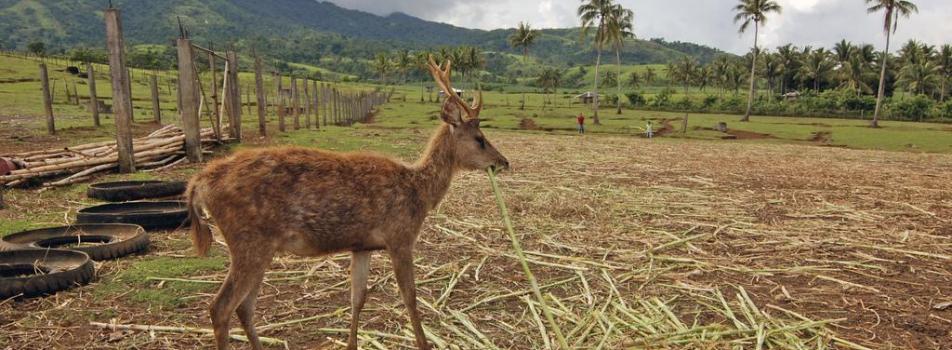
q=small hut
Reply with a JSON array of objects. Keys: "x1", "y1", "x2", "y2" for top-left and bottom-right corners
[
  {"x1": 782, "y1": 91, "x2": 801, "y2": 101},
  {"x1": 438, "y1": 88, "x2": 463, "y2": 98},
  {"x1": 575, "y1": 92, "x2": 599, "y2": 104}
]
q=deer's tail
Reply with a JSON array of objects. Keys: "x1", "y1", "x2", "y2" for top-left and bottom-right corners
[{"x1": 186, "y1": 179, "x2": 212, "y2": 257}]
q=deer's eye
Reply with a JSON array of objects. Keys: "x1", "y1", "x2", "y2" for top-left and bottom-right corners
[{"x1": 475, "y1": 136, "x2": 486, "y2": 149}]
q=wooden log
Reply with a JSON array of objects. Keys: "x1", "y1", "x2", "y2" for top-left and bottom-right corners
[
  {"x1": 254, "y1": 56, "x2": 266, "y2": 136},
  {"x1": 39, "y1": 63, "x2": 55, "y2": 135},
  {"x1": 105, "y1": 8, "x2": 135, "y2": 173},
  {"x1": 87, "y1": 63, "x2": 100, "y2": 127},
  {"x1": 150, "y1": 74, "x2": 161, "y2": 124},
  {"x1": 177, "y1": 38, "x2": 202, "y2": 163}
]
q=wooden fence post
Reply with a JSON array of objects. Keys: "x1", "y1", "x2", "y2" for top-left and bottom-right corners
[
  {"x1": 72, "y1": 81, "x2": 80, "y2": 105},
  {"x1": 226, "y1": 51, "x2": 241, "y2": 140},
  {"x1": 208, "y1": 49, "x2": 222, "y2": 141},
  {"x1": 105, "y1": 8, "x2": 135, "y2": 173},
  {"x1": 312, "y1": 81, "x2": 320, "y2": 129},
  {"x1": 254, "y1": 55, "x2": 266, "y2": 136},
  {"x1": 126, "y1": 68, "x2": 134, "y2": 122},
  {"x1": 303, "y1": 79, "x2": 311, "y2": 129},
  {"x1": 291, "y1": 75, "x2": 300, "y2": 130},
  {"x1": 87, "y1": 62, "x2": 100, "y2": 127},
  {"x1": 150, "y1": 74, "x2": 161, "y2": 124},
  {"x1": 65, "y1": 79, "x2": 73, "y2": 104},
  {"x1": 39, "y1": 63, "x2": 55, "y2": 135},
  {"x1": 276, "y1": 73, "x2": 285, "y2": 132},
  {"x1": 176, "y1": 38, "x2": 201, "y2": 163}
]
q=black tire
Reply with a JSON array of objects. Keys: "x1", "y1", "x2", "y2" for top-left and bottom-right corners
[
  {"x1": 87, "y1": 181, "x2": 186, "y2": 202},
  {"x1": 0, "y1": 249, "x2": 95, "y2": 299},
  {"x1": 75, "y1": 201, "x2": 189, "y2": 231},
  {"x1": 1, "y1": 224, "x2": 149, "y2": 261}
]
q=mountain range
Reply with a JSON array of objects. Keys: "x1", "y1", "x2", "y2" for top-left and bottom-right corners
[{"x1": 0, "y1": 0, "x2": 729, "y2": 75}]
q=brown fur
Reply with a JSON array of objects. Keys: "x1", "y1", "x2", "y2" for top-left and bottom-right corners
[{"x1": 187, "y1": 59, "x2": 507, "y2": 350}]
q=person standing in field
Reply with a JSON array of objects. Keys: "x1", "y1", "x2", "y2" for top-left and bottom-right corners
[{"x1": 577, "y1": 113, "x2": 585, "y2": 134}]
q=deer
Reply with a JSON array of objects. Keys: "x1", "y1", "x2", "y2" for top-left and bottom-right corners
[{"x1": 185, "y1": 56, "x2": 509, "y2": 350}]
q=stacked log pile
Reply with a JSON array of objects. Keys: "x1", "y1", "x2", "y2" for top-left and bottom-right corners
[{"x1": 1, "y1": 125, "x2": 223, "y2": 187}]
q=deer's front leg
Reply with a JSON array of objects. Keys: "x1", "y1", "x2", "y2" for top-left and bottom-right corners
[
  {"x1": 388, "y1": 247, "x2": 429, "y2": 350},
  {"x1": 348, "y1": 250, "x2": 371, "y2": 350}
]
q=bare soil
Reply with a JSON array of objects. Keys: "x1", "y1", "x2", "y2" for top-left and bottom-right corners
[{"x1": 1, "y1": 132, "x2": 950, "y2": 349}]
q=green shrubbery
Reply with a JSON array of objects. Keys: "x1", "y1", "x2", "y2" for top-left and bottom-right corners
[{"x1": 626, "y1": 88, "x2": 951, "y2": 122}]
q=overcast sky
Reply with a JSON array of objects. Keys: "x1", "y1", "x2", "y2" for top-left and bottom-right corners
[{"x1": 323, "y1": 0, "x2": 951, "y2": 54}]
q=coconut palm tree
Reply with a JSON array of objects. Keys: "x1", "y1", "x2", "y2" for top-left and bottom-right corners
[
  {"x1": 897, "y1": 61, "x2": 938, "y2": 95},
  {"x1": 834, "y1": 40, "x2": 856, "y2": 65},
  {"x1": 734, "y1": 0, "x2": 782, "y2": 122},
  {"x1": 604, "y1": 3, "x2": 634, "y2": 114},
  {"x1": 414, "y1": 51, "x2": 430, "y2": 102},
  {"x1": 711, "y1": 55, "x2": 732, "y2": 94},
  {"x1": 537, "y1": 68, "x2": 563, "y2": 108},
  {"x1": 935, "y1": 44, "x2": 952, "y2": 101},
  {"x1": 761, "y1": 52, "x2": 783, "y2": 100},
  {"x1": 626, "y1": 71, "x2": 641, "y2": 89},
  {"x1": 776, "y1": 44, "x2": 799, "y2": 94},
  {"x1": 866, "y1": 0, "x2": 918, "y2": 128},
  {"x1": 394, "y1": 49, "x2": 412, "y2": 85},
  {"x1": 840, "y1": 54, "x2": 874, "y2": 96},
  {"x1": 508, "y1": 22, "x2": 540, "y2": 62},
  {"x1": 373, "y1": 52, "x2": 391, "y2": 84},
  {"x1": 671, "y1": 57, "x2": 698, "y2": 94},
  {"x1": 798, "y1": 48, "x2": 834, "y2": 92},
  {"x1": 643, "y1": 67, "x2": 657, "y2": 85},
  {"x1": 578, "y1": 0, "x2": 616, "y2": 124}
]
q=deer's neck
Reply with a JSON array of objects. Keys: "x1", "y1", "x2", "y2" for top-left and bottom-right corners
[{"x1": 412, "y1": 124, "x2": 457, "y2": 211}]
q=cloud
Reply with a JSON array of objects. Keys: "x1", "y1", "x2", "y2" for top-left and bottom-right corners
[{"x1": 322, "y1": 0, "x2": 952, "y2": 54}]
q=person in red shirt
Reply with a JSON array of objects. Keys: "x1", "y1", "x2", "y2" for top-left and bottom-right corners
[{"x1": 577, "y1": 113, "x2": 585, "y2": 134}]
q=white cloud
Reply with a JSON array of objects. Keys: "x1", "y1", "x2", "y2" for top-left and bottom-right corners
[{"x1": 323, "y1": 0, "x2": 952, "y2": 54}]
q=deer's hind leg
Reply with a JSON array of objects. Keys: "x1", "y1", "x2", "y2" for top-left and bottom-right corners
[
  {"x1": 210, "y1": 229, "x2": 275, "y2": 350},
  {"x1": 347, "y1": 250, "x2": 371, "y2": 350}
]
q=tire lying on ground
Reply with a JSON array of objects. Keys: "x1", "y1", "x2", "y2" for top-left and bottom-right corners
[
  {"x1": 1, "y1": 224, "x2": 149, "y2": 260},
  {"x1": 87, "y1": 180, "x2": 187, "y2": 202},
  {"x1": 0, "y1": 249, "x2": 95, "y2": 299},
  {"x1": 75, "y1": 201, "x2": 188, "y2": 230}
]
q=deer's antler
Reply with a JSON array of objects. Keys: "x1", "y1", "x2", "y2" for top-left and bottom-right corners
[{"x1": 427, "y1": 55, "x2": 482, "y2": 120}]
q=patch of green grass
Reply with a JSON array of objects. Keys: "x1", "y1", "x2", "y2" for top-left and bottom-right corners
[{"x1": 93, "y1": 255, "x2": 228, "y2": 309}]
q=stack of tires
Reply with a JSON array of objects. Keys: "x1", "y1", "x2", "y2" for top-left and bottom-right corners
[{"x1": 0, "y1": 180, "x2": 187, "y2": 299}]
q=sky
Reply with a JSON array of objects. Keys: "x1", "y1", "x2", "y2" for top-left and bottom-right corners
[{"x1": 323, "y1": 0, "x2": 951, "y2": 54}]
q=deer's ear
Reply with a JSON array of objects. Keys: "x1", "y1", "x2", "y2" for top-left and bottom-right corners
[{"x1": 440, "y1": 100, "x2": 464, "y2": 127}]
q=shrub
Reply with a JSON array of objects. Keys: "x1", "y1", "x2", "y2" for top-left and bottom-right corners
[
  {"x1": 702, "y1": 95, "x2": 718, "y2": 109},
  {"x1": 888, "y1": 95, "x2": 935, "y2": 121},
  {"x1": 652, "y1": 88, "x2": 675, "y2": 107},
  {"x1": 625, "y1": 91, "x2": 646, "y2": 106},
  {"x1": 935, "y1": 100, "x2": 952, "y2": 119}
]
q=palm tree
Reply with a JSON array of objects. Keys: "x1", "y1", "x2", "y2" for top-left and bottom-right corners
[
  {"x1": 776, "y1": 44, "x2": 799, "y2": 94},
  {"x1": 626, "y1": 71, "x2": 641, "y2": 89},
  {"x1": 414, "y1": 51, "x2": 431, "y2": 102},
  {"x1": 695, "y1": 66, "x2": 713, "y2": 92},
  {"x1": 671, "y1": 57, "x2": 698, "y2": 94},
  {"x1": 537, "y1": 68, "x2": 563, "y2": 108},
  {"x1": 866, "y1": 0, "x2": 918, "y2": 128},
  {"x1": 897, "y1": 61, "x2": 938, "y2": 95},
  {"x1": 761, "y1": 52, "x2": 783, "y2": 100},
  {"x1": 643, "y1": 67, "x2": 657, "y2": 85},
  {"x1": 935, "y1": 44, "x2": 952, "y2": 101},
  {"x1": 605, "y1": 4, "x2": 634, "y2": 114},
  {"x1": 508, "y1": 22, "x2": 540, "y2": 62},
  {"x1": 463, "y1": 46, "x2": 485, "y2": 86},
  {"x1": 840, "y1": 54, "x2": 874, "y2": 96},
  {"x1": 711, "y1": 55, "x2": 732, "y2": 94},
  {"x1": 834, "y1": 40, "x2": 856, "y2": 65},
  {"x1": 578, "y1": 0, "x2": 616, "y2": 124},
  {"x1": 734, "y1": 0, "x2": 782, "y2": 122},
  {"x1": 374, "y1": 52, "x2": 392, "y2": 84},
  {"x1": 798, "y1": 48, "x2": 833, "y2": 92},
  {"x1": 395, "y1": 49, "x2": 412, "y2": 85}
]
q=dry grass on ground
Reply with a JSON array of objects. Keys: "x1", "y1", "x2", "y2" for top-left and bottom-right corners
[{"x1": 1, "y1": 132, "x2": 951, "y2": 349}]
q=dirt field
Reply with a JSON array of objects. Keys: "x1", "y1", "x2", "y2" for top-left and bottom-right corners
[{"x1": 1, "y1": 130, "x2": 950, "y2": 349}]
